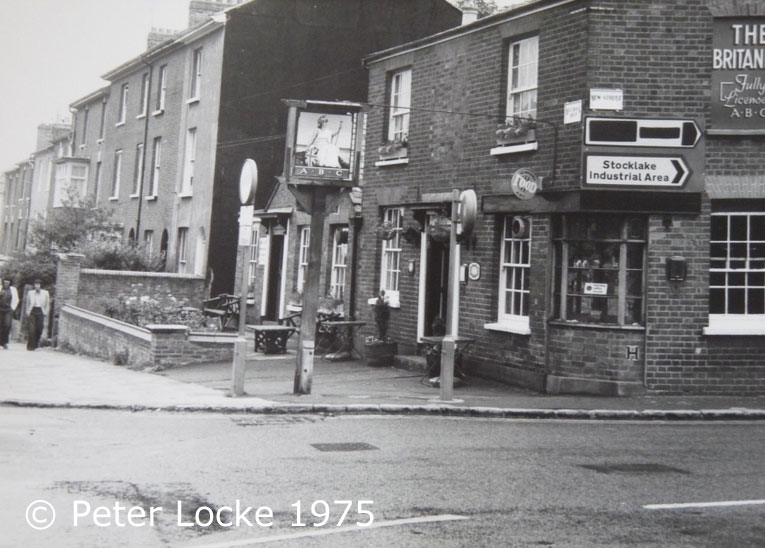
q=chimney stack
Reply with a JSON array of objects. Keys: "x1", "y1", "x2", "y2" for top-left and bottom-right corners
[
  {"x1": 188, "y1": 0, "x2": 244, "y2": 28},
  {"x1": 147, "y1": 28, "x2": 178, "y2": 50},
  {"x1": 461, "y1": 8, "x2": 479, "y2": 25}
]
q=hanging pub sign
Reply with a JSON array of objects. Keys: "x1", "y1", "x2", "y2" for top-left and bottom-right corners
[
  {"x1": 284, "y1": 100, "x2": 365, "y2": 183},
  {"x1": 711, "y1": 18, "x2": 765, "y2": 134}
]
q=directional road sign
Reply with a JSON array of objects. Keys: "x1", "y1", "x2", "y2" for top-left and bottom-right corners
[
  {"x1": 585, "y1": 155, "x2": 691, "y2": 188},
  {"x1": 585, "y1": 117, "x2": 702, "y2": 148}
]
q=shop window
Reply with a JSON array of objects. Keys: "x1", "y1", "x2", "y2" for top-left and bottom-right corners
[
  {"x1": 380, "y1": 208, "x2": 403, "y2": 305},
  {"x1": 707, "y1": 211, "x2": 765, "y2": 334},
  {"x1": 553, "y1": 214, "x2": 646, "y2": 327}
]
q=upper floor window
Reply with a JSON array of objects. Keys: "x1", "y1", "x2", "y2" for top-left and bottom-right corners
[
  {"x1": 80, "y1": 107, "x2": 89, "y2": 146},
  {"x1": 99, "y1": 99, "x2": 107, "y2": 139},
  {"x1": 148, "y1": 137, "x2": 162, "y2": 198},
  {"x1": 553, "y1": 214, "x2": 646, "y2": 327},
  {"x1": 111, "y1": 150, "x2": 123, "y2": 199},
  {"x1": 118, "y1": 83, "x2": 128, "y2": 125},
  {"x1": 388, "y1": 69, "x2": 411, "y2": 143},
  {"x1": 380, "y1": 208, "x2": 403, "y2": 304},
  {"x1": 190, "y1": 48, "x2": 202, "y2": 100},
  {"x1": 707, "y1": 211, "x2": 765, "y2": 334},
  {"x1": 506, "y1": 35, "x2": 538, "y2": 124},
  {"x1": 139, "y1": 73, "x2": 149, "y2": 117},
  {"x1": 132, "y1": 143, "x2": 144, "y2": 197},
  {"x1": 155, "y1": 65, "x2": 167, "y2": 113},
  {"x1": 181, "y1": 128, "x2": 197, "y2": 195}
]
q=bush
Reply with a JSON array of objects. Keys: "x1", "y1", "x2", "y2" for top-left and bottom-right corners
[
  {"x1": 77, "y1": 239, "x2": 165, "y2": 271},
  {"x1": 0, "y1": 250, "x2": 58, "y2": 296},
  {"x1": 100, "y1": 284, "x2": 214, "y2": 331}
]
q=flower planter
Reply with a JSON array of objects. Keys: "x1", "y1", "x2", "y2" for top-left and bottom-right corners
[
  {"x1": 496, "y1": 128, "x2": 536, "y2": 147},
  {"x1": 364, "y1": 341, "x2": 398, "y2": 367},
  {"x1": 378, "y1": 147, "x2": 408, "y2": 162}
]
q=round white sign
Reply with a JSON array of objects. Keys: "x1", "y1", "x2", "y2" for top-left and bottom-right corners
[
  {"x1": 239, "y1": 159, "x2": 258, "y2": 205},
  {"x1": 510, "y1": 168, "x2": 538, "y2": 200}
]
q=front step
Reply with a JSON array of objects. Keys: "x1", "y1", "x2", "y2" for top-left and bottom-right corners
[{"x1": 394, "y1": 354, "x2": 428, "y2": 373}]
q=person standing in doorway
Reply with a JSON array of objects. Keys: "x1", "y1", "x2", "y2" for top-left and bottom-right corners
[
  {"x1": 25, "y1": 279, "x2": 50, "y2": 351},
  {"x1": 0, "y1": 278, "x2": 19, "y2": 349}
]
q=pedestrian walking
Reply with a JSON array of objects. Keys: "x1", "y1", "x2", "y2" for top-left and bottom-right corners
[
  {"x1": 25, "y1": 279, "x2": 50, "y2": 351},
  {"x1": 0, "y1": 278, "x2": 19, "y2": 349}
]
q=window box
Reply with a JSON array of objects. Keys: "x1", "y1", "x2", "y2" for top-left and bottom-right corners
[
  {"x1": 377, "y1": 140, "x2": 408, "y2": 162},
  {"x1": 490, "y1": 141, "x2": 538, "y2": 156}
]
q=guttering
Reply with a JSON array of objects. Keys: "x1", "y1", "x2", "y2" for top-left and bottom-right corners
[
  {"x1": 70, "y1": 86, "x2": 110, "y2": 110},
  {"x1": 363, "y1": 0, "x2": 580, "y2": 67}
]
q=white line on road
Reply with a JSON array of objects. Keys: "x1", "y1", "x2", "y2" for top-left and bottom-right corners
[
  {"x1": 644, "y1": 499, "x2": 765, "y2": 510},
  {"x1": 183, "y1": 514, "x2": 469, "y2": 547}
]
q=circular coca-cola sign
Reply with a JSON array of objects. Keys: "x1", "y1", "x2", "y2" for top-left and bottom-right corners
[{"x1": 510, "y1": 168, "x2": 538, "y2": 200}]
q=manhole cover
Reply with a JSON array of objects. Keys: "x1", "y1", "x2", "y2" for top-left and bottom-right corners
[
  {"x1": 311, "y1": 442, "x2": 379, "y2": 452},
  {"x1": 579, "y1": 463, "x2": 689, "y2": 474}
]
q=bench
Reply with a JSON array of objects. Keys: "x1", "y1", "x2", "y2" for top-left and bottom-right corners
[
  {"x1": 247, "y1": 324, "x2": 297, "y2": 354},
  {"x1": 203, "y1": 294, "x2": 240, "y2": 331}
]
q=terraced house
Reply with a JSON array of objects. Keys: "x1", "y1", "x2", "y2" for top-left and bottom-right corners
[{"x1": 358, "y1": 0, "x2": 765, "y2": 395}]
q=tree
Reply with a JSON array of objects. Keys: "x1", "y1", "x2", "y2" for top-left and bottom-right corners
[{"x1": 457, "y1": 0, "x2": 499, "y2": 17}]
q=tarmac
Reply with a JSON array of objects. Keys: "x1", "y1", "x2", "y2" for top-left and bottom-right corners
[{"x1": 2, "y1": 340, "x2": 765, "y2": 421}]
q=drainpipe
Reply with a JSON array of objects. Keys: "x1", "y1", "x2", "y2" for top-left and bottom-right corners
[{"x1": 135, "y1": 56, "x2": 153, "y2": 240}]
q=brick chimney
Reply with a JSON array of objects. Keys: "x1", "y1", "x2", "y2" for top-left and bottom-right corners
[
  {"x1": 36, "y1": 123, "x2": 71, "y2": 152},
  {"x1": 147, "y1": 27, "x2": 179, "y2": 50},
  {"x1": 188, "y1": 0, "x2": 245, "y2": 27}
]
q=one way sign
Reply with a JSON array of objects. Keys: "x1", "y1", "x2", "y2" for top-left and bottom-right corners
[{"x1": 586, "y1": 117, "x2": 702, "y2": 148}]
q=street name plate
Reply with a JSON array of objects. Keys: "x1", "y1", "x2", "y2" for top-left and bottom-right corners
[{"x1": 585, "y1": 155, "x2": 690, "y2": 188}]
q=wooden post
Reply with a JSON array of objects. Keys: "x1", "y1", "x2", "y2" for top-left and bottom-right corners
[{"x1": 293, "y1": 186, "x2": 328, "y2": 394}]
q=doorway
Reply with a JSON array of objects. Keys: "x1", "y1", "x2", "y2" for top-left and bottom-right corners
[
  {"x1": 423, "y1": 236, "x2": 449, "y2": 337},
  {"x1": 265, "y1": 232, "x2": 284, "y2": 321}
]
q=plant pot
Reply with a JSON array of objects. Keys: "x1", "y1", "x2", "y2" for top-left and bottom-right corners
[{"x1": 364, "y1": 341, "x2": 398, "y2": 367}]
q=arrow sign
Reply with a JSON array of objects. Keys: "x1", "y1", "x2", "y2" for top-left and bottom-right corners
[
  {"x1": 586, "y1": 117, "x2": 702, "y2": 148},
  {"x1": 585, "y1": 155, "x2": 691, "y2": 187}
]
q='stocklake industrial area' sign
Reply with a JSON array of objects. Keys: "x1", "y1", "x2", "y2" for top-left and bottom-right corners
[{"x1": 585, "y1": 155, "x2": 691, "y2": 188}]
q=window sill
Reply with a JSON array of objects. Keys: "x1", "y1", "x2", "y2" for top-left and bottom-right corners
[
  {"x1": 178, "y1": 192, "x2": 193, "y2": 199},
  {"x1": 145, "y1": 195, "x2": 157, "y2": 201},
  {"x1": 136, "y1": 113, "x2": 147, "y2": 120},
  {"x1": 129, "y1": 193, "x2": 140, "y2": 199},
  {"x1": 152, "y1": 109, "x2": 164, "y2": 117},
  {"x1": 108, "y1": 196, "x2": 119, "y2": 201},
  {"x1": 375, "y1": 158, "x2": 409, "y2": 167},
  {"x1": 704, "y1": 316, "x2": 765, "y2": 336},
  {"x1": 186, "y1": 97, "x2": 200, "y2": 105},
  {"x1": 484, "y1": 320, "x2": 530, "y2": 335},
  {"x1": 115, "y1": 121, "x2": 126, "y2": 128},
  {"x1": 96, "y1": 138, "x2": 104, "y2": 144},
  {"x1": 490, "y1": 142, "x2": 538, "y2": 156},
  {"x1": 548, "y1": 320, "x2": 645, "y2": 331}
]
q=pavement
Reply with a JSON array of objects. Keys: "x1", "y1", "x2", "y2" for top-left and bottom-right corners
[{"x1": 1, "y1": 340, "x2": 765, "y2": 420}]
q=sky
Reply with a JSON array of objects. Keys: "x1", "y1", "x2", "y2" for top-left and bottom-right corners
[{"x1": 0, "y1": 0, "x2": 527, "y2": 174}]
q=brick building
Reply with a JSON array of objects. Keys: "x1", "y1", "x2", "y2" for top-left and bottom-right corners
[
  {"x1": 358, "y1": 0, "x2": 765, "y2": 395},
  {"x1": 68, "y1": 0, "x2": 462, "y2": 316}
]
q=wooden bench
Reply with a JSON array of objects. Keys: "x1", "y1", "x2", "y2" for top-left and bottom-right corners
[
  {"x1": 247, "y1": 324, "x2": 297, "y2": 354},
  {"x1": 203, "y1": 294, "x2": 240, "y2": 331}
]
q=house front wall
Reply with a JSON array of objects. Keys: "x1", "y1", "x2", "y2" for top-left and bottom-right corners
[{"x1": 361, "y1": 0, "x2": 765, "y2": 395}]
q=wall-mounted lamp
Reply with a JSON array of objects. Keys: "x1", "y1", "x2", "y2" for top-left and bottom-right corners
[
  {"x1": 407, "y1": 259, "x2": 416, "y2": 276},
  {"x1": 666, "y1": 256, "x2": 687, "y2": 282}
]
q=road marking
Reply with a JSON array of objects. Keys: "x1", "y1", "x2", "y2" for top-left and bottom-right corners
[
  {"x1": 182, "y1": 514, "x2": 469, "y2": 547},
  {"x1": 644, "y1": 499, "x2": 765, "y2": 510}
]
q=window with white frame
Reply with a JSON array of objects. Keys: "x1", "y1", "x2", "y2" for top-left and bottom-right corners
[
  {"x1": 380, "y1": 208, "x2": 403, "y2": 302},
  {"x1": 248, "y1": 225, "x2": 260, "y2": 290},
  {"x1": 94, "y1": 161, "x2": 102, "y2": 204},
  {"x1": 330, "y1": 226, "x2": 348, "y2": 300},
  {"x1": 132, "y1": 143, "x2": 144, "y2": 196},
  {"x1": 155, "y1": 65, "x2": 167, "y2": 112},
  {"x1": 81, "y1": 107, "x2": 89, "y2": 146},
  {"x1": 52, "y1": 162, "x2": 88, "y2": 207},
  {"x1": 181, "y1": 128, "x2": 196, "y2": 195},
  {"x1": 388, "y1": 69, "x2": 411, "y2": 143},
  {"x1": 99, "y1": 99, "x2": 107, "y2": 140},
  {"x1": 506, "y1": 35, "x2": 538, "y2": 126},
  {"x1": 708, "y1": 211, "x2": 765, "y2": 333},
  {"x1": 111, "y1": 150, "x2": 122, "y2": 199},
  {"x1": 553, "y1": 214, "x2": 646, "y2": 326},
  {"x1": 144, "y1": 230, "x2": 154, "y2": 256},
  {"x1": 139, "y1": 73, "x2": 149, "y2": 117},
  {"x1": 118, "y1": 83, "x2": 128, "y2": 124},
  {"x1": 493, "y1": 215, "x2": 531, "y2": 331},
  {"x1": 296, "y1": 226, "x2": 310, "y2": 293},
  {"x1": 190, "y1": 48, "x2": 202, "y2": 100},
  {"x1": 148, "y1": 137, "x2": 161, "y2": 198},
  {"x1": 176, "y1": 227, "x2": 189, "y2": 273}
]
